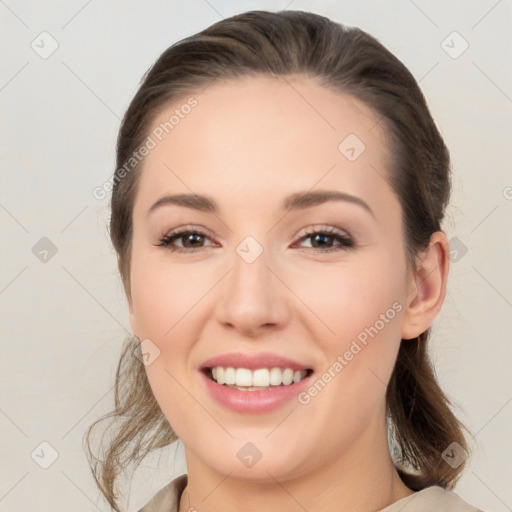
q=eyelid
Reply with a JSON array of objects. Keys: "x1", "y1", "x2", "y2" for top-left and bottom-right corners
[
  {"x1": 156, "y1": 223, "x2": 354, "y2": 253},
  {"x1": 296, "y1": 224, "x2": 350, "y2": 238},
  {"x1": 159, "y1": 224, "x2": 215, "y2": 241},
  {"x1": 292, "y1": 225, "x2": 354, "y2": 251},
  {"x1": 156, "y1": 225, "x2": 218, "y2": 249}
]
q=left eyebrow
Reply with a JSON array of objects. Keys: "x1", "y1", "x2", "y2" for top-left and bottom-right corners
[
  {"x1": 283, "y1": 190, "x2": 375, "y2": 219},
  {"x1": 147, "y1": 189, "x2": 375, "y2": 219}
]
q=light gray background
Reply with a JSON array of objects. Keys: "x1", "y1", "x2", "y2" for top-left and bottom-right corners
[{"x1": 1, "y1": 1, "x2": 511, "y2": 511}]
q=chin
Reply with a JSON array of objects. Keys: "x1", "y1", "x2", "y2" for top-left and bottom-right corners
[{"x1": 188, "y1": 437, "x2": 311, "y2": 483}]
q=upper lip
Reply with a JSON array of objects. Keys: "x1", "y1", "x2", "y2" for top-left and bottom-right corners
[{"x1": 200, "y1": 352, "x2": 313, "y2": 371}]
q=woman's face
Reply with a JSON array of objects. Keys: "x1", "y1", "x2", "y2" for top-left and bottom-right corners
[{"x1": 128, "y1": 75, "x2": 416, "y2": 481}]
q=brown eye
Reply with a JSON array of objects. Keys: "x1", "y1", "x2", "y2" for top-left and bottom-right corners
[
  {"x1": 157, "y1": 230, "x2": 213, "y2": 252},
  {"x1": 295, "y1": 228, "x2": 354, "y2": 252}
]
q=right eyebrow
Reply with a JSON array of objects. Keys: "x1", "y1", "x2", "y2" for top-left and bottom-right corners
[{"x1": 147, "y1": 193, "x2": 218, "y2": 217}]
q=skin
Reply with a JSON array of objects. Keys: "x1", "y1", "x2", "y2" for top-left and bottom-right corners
[{"x1": 125, "y1": 75, "x2": 449, "y2": 512}]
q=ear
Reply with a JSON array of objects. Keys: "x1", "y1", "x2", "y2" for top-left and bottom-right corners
[{"x1": 401, "y1": 231, "x2": 450, "y2": 340}]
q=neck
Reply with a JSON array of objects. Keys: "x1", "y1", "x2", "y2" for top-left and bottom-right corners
[{"x1": 179, "y1": 408, "x2": 414, "y2": 512}]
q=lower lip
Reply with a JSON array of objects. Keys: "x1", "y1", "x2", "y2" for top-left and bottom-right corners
[{"x1": 200, "y1": 370, "x2": 313, "y2": 413}]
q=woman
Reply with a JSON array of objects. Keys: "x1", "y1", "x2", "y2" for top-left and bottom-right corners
[{"x1": 85, "y1": 10, "x2": 485, "y2": 512}]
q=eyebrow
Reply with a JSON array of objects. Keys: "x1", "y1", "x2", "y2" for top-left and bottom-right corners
[{"x1": 147, "y1": 190, "x2": 375, "y2": 218}]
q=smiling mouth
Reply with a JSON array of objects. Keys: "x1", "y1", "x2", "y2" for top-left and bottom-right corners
[{"x1": 202, "y1": 366, "x2": 314, "y2": 390}]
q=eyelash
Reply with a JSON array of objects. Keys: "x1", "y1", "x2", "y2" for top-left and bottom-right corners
[{"x1": 156, "y1": 227, "x2": 354, "y2": 254}]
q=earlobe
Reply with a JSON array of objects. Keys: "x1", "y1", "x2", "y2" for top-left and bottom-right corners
[{"x1": 401, "y1": 231, "x2": 450, "y2": 340}]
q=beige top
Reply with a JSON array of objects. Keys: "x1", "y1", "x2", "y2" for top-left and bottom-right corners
[{"x1": 137, "y1": 474, "x2": 485, "y2": 512}]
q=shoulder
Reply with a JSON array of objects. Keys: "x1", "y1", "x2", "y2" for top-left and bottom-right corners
[
  {"x1": 136, "y1": 477, "x2": 486, "y2": 512},
  {"x1": 379, "y1": 485, "x2": 486, "y2": 512},
  {"x1": 137, "y1": 473, "x2": 188, "y2": 512}
]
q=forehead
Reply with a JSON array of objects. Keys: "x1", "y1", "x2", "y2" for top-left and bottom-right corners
[{"x1": 134, "y1": 74, "x2": 396, "y2": 217}]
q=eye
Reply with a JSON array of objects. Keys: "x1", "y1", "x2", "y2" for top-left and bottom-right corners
[
  {"x1": 156, "y1": 226, "x2": 354, "y2": 253},
  {"x1": 293, "y1": 227, "x2": 354, "y2": 253},
  {"x1": 156, "y1": 229, "x2": 215, "y2": 252}
]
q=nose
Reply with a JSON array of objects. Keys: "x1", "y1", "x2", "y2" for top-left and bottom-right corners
[{"x1": 215, "y1": 243, "x2": 291, "y2": 337}]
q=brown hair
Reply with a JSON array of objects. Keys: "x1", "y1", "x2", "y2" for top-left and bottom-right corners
[{"x1": 84, "y1": 10, "x2": 472, "y2": 510}]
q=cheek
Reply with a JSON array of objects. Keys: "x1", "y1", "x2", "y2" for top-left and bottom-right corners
[
  {"x1": 291, "y1": 251, "x2": 405, "y2": 343},
  {"x1": 292, "y1": 252, "x2": 405, "y2": 413},
  {"x1": 129, "y1": 250, "x2": 208, "y2": 435},
  {"x1": 129, "y1": 247, "x2": 205, "y2": 341},
  {"x1": 128, "y1": 248, "x2": 215, "y2": 406}
]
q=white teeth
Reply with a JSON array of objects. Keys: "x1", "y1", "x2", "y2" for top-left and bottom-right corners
[
  {"x1": 282, "y1": 368, "x2": 293, "y2": 385},
  {"x1": 225, "y1": 367, "x2": 236, "y2": 385},
  {"x1": 208, "y1": 366, "x2": 309, "y2": 387},
  {"x1": 252, "y1": 368, "x2": 269, "y2": 386},
  {"x1": 269, "y1": 367, "x2": 282, "y2": 385},
  {"x1": 235, "y1": 368, "x2": 252, "y2": 386}
]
